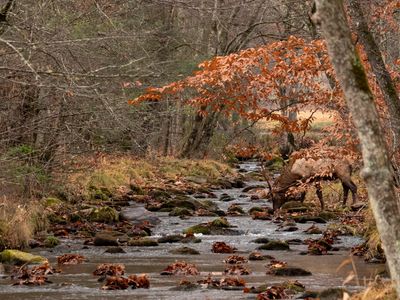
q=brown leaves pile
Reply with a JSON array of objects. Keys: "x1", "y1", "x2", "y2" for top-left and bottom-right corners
[
  {"x1": 265, "y1": 260, "x2": 287, "y2": 274},
  {"x1": 212, "y1": 242, "x2": 236, "y2": 253},
  {"x1": 198, "y1": 275, "x2": 246, "y2": 289},
  {"x1": 256, "y1": 286, "x2": 287, "y2": 299},
  {"x1": 93, "y1": 263, "x2": 125, "y2": 276},
  {"x1": 251, "y1": 211, "x2": 271, "y2": 220},
  {"x1": 224, "y1": 255, "x2": 247, "y2": 264},
  {"x1": 160, "y1": 261, "x2": 199, "y2": 276},
  {"x1": 11, "y1": 262, "x2": 58, "y2": 286},
  {"x1": 57, "y1": 253, "x2": 86, "y2": 265},
  {"x1": 100, "y1": 274, "x2": 150, "y2": 290},
  {"x1": 224, "y1": 265, "x2": 251, "y2": 276}
]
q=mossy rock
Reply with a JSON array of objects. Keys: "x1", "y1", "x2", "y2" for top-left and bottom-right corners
[
  {"x1": 44, "y1": 236, "x2": 60, "y2": 248},
  {"x1": 283, "y1": 280, "x2": 306, "y2": 293},
  {"x1": 326, "y1": 224, "x2": 357, "y2": 236},
  {"x1": 42, "y1": 197, "x2": 63, "y2": 207},
  {"x1": 266, "y1": 157, "x2": 285, "y2": 171},
  {"x1": 168, "y1": 208, "x2": 194, "y2": 217},
  {"x1": 148, "y1": 189, "x2": 172, "y2": 200},
  {"x1": 128, "y1": 238, "x2": 158, "y2": 247},
  {"x1": 228, "y1": 205, "x2": 245, "y2": 215},
  {"x1": 201, "y1": 200, "x2": 219, "y2": 211},
  {"x1": 251, "y1": 238, "x2": 270, "y2": 244},
  {"x1": 160, "y1": 199, "x2": 197, "y2": 211},
  {"x1": 248, "y1": 207, "x2": 264, "y2": 214},
  {"x1": 270, "y1": 267, "x2": 312, "y2": 276},
  {"x1": 184, "y1": 224, "x2": 210, "y2": 235},
  {"x1": 210, "y1": 217, "x2": 230, "y2": 228},
  {"x1": 158, "y1": 235, "x2": 184, "y2": 243},
  {"x1": 89, "y1": 206, "x2": 119, "y2": 223},
  {"x1": 293, "y1": 216, "x2": 326, "y2": 224},
  {"x1": 89, "y1": 186, "x2": 113, "y2": 201},
  {"x1": 169, "y1": 246, "x2": 200, "y2": 255},
  {"x1": 219, "y1": 193, "x2": 234, "y2": 202},
  {"x1": 94, "y1": 231, "x2": 127, "y2": 246},
  {"x1": 0, "y1": 250, "x2": 47, "y2": 265},
  {"x1": 258, "y1": 240, "x2": 290, "y2": 250}
]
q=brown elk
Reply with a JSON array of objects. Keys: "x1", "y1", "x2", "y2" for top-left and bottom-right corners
[{"x1": 267, "y1": 158, "x2": 357, "y2": 211}]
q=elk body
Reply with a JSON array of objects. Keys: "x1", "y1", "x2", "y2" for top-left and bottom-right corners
[{"x1": 270, "y1": 158, "x2": 357, "y2": 210}]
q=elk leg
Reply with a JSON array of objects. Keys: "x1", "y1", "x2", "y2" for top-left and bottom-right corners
[
  {"x1": 342, "y1": 182, "x2": 349, "y2": 206},
  {"x1": 299, "y1": 191, "x2": 306, "y2": 203},
  {"x1": 315, "y1": 182, "x2": 324, "y2": 210},
  {"x1": 348, "y1": 180, "x2": 358, "y2": 204}
]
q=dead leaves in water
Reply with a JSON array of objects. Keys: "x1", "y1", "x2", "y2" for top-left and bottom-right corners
[
  {"x1": 100, "y1": 274, "x2": 150, "y2": 290},
  {"x1": 57, "y1": 253, "x2": 86, "y2": 265},
  {"x1": 11, "y1": 262, "x2": 58, "y2": 286},
  {"x1": 265, "y1": 260, "x2": 287, "y2": 274},
  {"x1": 198, "y1": 275, "x2": 246, "y2": 289},
  {"x1": 160, "y1": 261, "x2": 199, "y2": 276},
  {"x1": 224, "y1": 264, "x2": 251, "y2": 276},
  {"x1": 93, "y1": 263, "x2": 125, "y2": 276},
  {"x1": 256, "y1": 286, "x2": 287, "y2": 299},
  {"x1": 212, "y1": 242, "x2": 236, "y2": 253},
  {"x1": 223, "y1": 255, "x2": 247, "y2": 264}
]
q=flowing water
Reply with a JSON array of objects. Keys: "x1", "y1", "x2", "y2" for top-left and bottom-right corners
[{"x1": 0, "y1": 161, "x2": 386, "y2": 299}]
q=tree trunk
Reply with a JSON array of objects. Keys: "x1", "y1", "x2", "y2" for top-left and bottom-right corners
[
  {"x1": 314, "y1": 0, "x2": 400, "y2": 295},
  {"x1": 347, "y1": 0, "x2": 400, "y2": 153}
]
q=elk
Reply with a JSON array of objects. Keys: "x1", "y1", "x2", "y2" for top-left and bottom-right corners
[{"x1": 266, "y1": 158, "x2": 357, "y2": 211}]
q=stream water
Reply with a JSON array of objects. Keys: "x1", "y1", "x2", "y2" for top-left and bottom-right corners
[{"x1": 0, "y1": 161, "x2": 386, "y2": 299}]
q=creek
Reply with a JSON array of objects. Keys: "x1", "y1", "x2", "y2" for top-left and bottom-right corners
[{"x1": 0, "y1": 161, "x2": 385, "y2": 299}]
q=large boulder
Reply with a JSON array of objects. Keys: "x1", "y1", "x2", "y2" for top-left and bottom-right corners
[
  {"x1": 119, "y1": 205, "x2": 161, "y2": 225},
  {"x1": 0, "y1": 250, "x2": 47, "y2": 265}
]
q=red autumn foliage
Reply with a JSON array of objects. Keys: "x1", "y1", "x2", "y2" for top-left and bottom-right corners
[
  {"x1": 57, "y1": 254, "x2": 86, "y2": 265},
  {"x1": 160, "y1": 261, "x2": 199, "y2": 276},
  {"x1": 11, "y1": 262, "x2": 58, "y2": 286},
  {"x1": 256, "y1": 286, "x2": 287, "y2": 299},
  {"x1": 212, "y1": 241, "x2": 237, "y2": 253},
  {"x1": 128, "y1": 274, "x2": 150, "y2": 288},
  {"x1": 101, "y1": 276, "x2": 130, "y2": 290},
  {"x1": 223, "y1": 255, "x2": 247, "y2": 264},
  {"x1": 93, "y1": 263, "x2": 125, "y2": 276},
  {"x1": 224, "y1": 265, "x2": 251, "y2": 276}
]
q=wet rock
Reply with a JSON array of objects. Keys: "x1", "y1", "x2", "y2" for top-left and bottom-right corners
[
  {"x1": 158, "y1": 234, "x2": 184, "y2": 243},
  {"x1": 169, "y1": 247, "x2": 200, "y2": 255},
  {"x1": 119, "y1": 206, "x2": 161, "y2": 225},
  {"x1": 169, "y1": 207, "x2": 193, "y2": 217},
  {"x1": 227, "y1": 204, "x2": 245, "y2": 215},
  {"x1": 170, "y1": 281, "x2": 199, "y2": 291},
  {"x1": 210, "y1": 217, "x2": 230, "y2": 228},
  {"x1": 250, "y1": 194, "x2": 260, "y2": 200},
  {"x1": 296, "y1": 291, "x2": 319, "y2": 299},
  {"x1": 0, "y1": 250, "x2": 47, "y2": 265},
  {"x1": 281, "y1": 201, "x2": 309, "y2": 213},
  {"x1": 28, "y1": 239, "x2": 43, "y2": 248},
  {"x1": 94, "y1": 231, "x2": 128, "y2": 246},
  {"x1": 317, "y1": 287, "x2": 348, "y2": 300},
  {"x1": 192, "y1": 193, "x2": 208, "y2": 199},
  {"x1": 219, "y1": 193, "x2": 234, "y2": 202},
  {"x1": 283, "y1": 280, "x2": 306, "y2": 293},
  {"x1": 293, "y1": 216, "x2": 327, "y2": 224},
  {"x1": 286, "y1": 239, "x2": 303, "y2": 245},
  {"x1": 258, "y1": 241, "x2": 290, "y2": 251},
  {"x1": 270, "y1": 267, "x2": 312, "y2": 276},
  {"x1": 128, "y1": 238, "x2": 158, "y2": 247},
  {"x1": 44, "y1": 235, "x2": 60, "y2": 248},
  {"x1": 279, "y1": 226, "x2": 299, "y2": 232},
  {"x1": 248, "y1": 252, "x2": 274, "y2": 261},
  {"x1": 148, "y1": 189, "x2": 172, "y2": 200},
  {"x1": 251, "y1": 238, "x2": 270, "y2": 244},
  {"x1": 231, "y1": 179, "x2": 246, "y2": 188},
  {"x1": 248, "y1": 206, "x2": 264, "y2": 214},
  {"x1": 242, "y1": 185, "x2": 265, "y2": 193},
  {"x1": 304, "y1": 225, "x2": 323, "y2": 234},
  {"x1": 88, "y1": 206, "x2": 119, "y2": 223},
  {"x1": 105, "y1": 247, "x2": 126, "y2": 254},
  {"x1": 184, "y1": 224, "x2": 211, "y2": 235}
]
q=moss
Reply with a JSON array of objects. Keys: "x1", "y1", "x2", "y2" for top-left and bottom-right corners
[
  {"x1": 169, "y1": 208, "x2": 193, "y2": 217},
  {"x1": 248, "y1": 207, "x2": 264, "y2": 214},
  {"x1": 88, "y1": 206, "x2": 119, "y2": 223},
  {"x1": 352, "y1": 53, "x2": 372, "y2": 94},
  {"x1": 0, "y1": 250, "x2": 47, "y2": 265},
  {"x1": 258, "y1": 240, "x2": 290, "y2": 250},
  {"x1": 44, "y1": 236, "x2": 60, "y2": 248},
  {"x1": 42, "y1": 197, "x2": 63, "y2": 207},
  {"x1": 210, "y1": 217, "x2": 230, "y2": 228},
  {"x1": 47, "y1": 213, "x2": 67, "y2": 225},
  {"x1": 184, "y1": 224, "x2": 210, "y2": 235}
]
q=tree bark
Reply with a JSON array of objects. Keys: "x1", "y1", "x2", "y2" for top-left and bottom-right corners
[
  {"x1": 347, "y1": 0, "x2": 400, "y2": 153},
  {"x1": 314, "y1": 0, "x2": 400, "y2": 295}
]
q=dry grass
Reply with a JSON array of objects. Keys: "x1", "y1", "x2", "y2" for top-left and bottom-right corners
[
  {"x1": 350, "y1": 281, "x2": 396, "y2": 300},
  {"x1": 0, "y1": 196, "x2": 46, "y2": 249},
  {"x1": 65, "y1": 155, "x2": 235, "y2": 196}
]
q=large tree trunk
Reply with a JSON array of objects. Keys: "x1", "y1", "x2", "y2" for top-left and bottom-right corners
[
  {"x1": 347, "y1": 0, "x2": 400, "y2": 154},
  {"x1": 314, "y1": 0, "x2": 400, "y2": 295}
]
